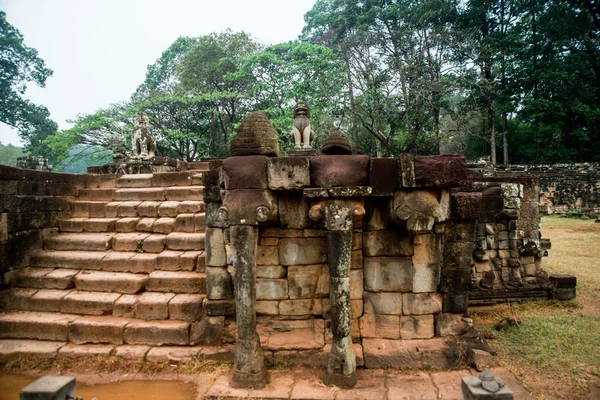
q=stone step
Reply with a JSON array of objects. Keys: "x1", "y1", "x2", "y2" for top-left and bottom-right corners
[
  {"x1": 77, "y1": 188, "x2": 116, "y2": 201},
  {"x1": 0, "y1": 312, "x2": 193, "y2": 345},
  {"x1": 60, "y1": 218, "x2": 120, "y2": 233},
  {"x1": 116, "y1": 174, "x2": 154, "y2": 188},
  {"x1": 114, "y1": 188, "x2": 167, "y2": 201},
  {"x1": 2, "y1": 267, "x2": 78, "y2": 289},
  {"x1": 0, "y1": 311, "x2": 80, "y2": 341},
  {"x1": 70, "y1": 201, "x2": 110, "y2": 218},
  {"x1": 74, "y1": 271, "x2": 147, "y2": 294},
  {"x1": 0, "y1": 288, "x2": 205, "y2": 322},
  {"x1": 0, "y1": 339, "x2": 67, "y2": 362},
  {"x1": 146, "y1": 271, "x2": 207, "y2": 294},
  {"x1": 44, "y1": 233, "x2": 113, "y2": 251},
  {"x1": 30, "y1": 250, "x2": 206, "y2": 273}
]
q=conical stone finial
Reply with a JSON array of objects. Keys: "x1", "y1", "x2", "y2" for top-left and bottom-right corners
[
  {"x1": 230, "y1": 112, "x2": 280, "y2": 157},
  {"x1": 321, "y1": 130, "x2": 352, "y2": 155}
]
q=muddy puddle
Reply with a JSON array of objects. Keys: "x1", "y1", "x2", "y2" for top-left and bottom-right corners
[{"x1": 0, "y1": 374, "x2": 197, "y2": 400}]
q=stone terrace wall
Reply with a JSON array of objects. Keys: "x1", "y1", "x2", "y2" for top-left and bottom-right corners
[
  {"x1": 0, "y1": 165, "x2": 118, "y2": 284},
  {"x1": 201, "y1": 154, "x2": 486, "y2": 370},
  {"x1": 472, "y1": 162, "x2": 600, "y2": 216}
]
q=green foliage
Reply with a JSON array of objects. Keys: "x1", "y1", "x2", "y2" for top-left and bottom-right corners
[
  {"x1": 0, "y1": 11, "x2": 58, "y2": 161},
  {"x1": 0, "y1": 143, "x2": 27, "y2": 166}
]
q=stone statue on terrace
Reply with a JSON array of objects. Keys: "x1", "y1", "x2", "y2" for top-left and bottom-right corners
[{"x1": 131, "y1": 111, "x2": 156, "y2": 161}]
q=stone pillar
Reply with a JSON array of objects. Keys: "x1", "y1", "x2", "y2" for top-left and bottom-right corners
[
  {"x1": 310, "y1": 199, "x2": 363, "y2": 388},
  {"x1": 230, "y1": 224, "x2": 268, "y2": 388}
]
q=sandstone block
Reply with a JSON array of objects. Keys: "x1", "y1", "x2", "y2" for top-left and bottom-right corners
[
  {"x1": 117, "y1": 201, "x2": 143, "y2": 217},
  {"x1": 256, "y1": 279, "x2": 288, "y2": 300},
  {"x1": 174, "y1": 214, "x2": 195, "y2": 232},
  {"x1": 267, "y1": 157, "x2": 310, "y2": 190},
  {"x1": 363, "y1": 257, "x2": 412, "y2": 292},
  {"x1": 222, "y1": 155, "x2": 269, "y2": 189},
  {"x1": 140, "y1": 235, "x2": 165, "y2": 253},
  {"x1": 57, "y1": 343, "x2": 115, "y2": 358},
  {"x1": 287, "y1": 264, "x2": 321, "y2": 299},
  {"x1": 0, "y1": 339, "x2": 65, "y2": 362},
  {"x1": 256, "y1": 301, "x2": 279, "y2": 316},
  {"x1": 74, "y1": 271, "x2": 146, "y2": 294},
  {"x1": 136, "y1": 292, "x2": 175, "y2": 320},
  {"x1": 279, "y1": 299, "x2": 313, "y2": 316},
  {"x1": 168, "y1": 294, "x2": 204, "y2": 322},
  {"x1": 257, "y1": 245, "x2": 279, "y2": 266},
  {"x1": 61, "y1": 291, "x2": 120, "y2": 315},
  {"x1": 115, "y1": 217, "x2": 139, "y2": 233},
  {"x1": 113, "y1": 345, "x2": 150, "y2": 360},
  {"x1": 359, "y1": 313, "x2": 400, "y2": 339},
  {"x1": 190, "y1": 316, "x2": 224, "y2": 345},
  {"x1": 349, "y1": 269, "x2": 364, "y2": 300},
  {"x1": 363, "y1": 338, "x2": 453, "y2": 369},
  {"x1": 391, "y1": 190, "x2": 441, "y2": 232},
  {"x1": 256, "y1": 265, "x2": 286, "y2": 279},
  {"x1": 400, "y1": 315, "x2": 434, "y2": 339},
  {"x1": 370, "y1": 158, "x2": 399, "y2": 195},
  {"x1": 363, "y1": 292, "x2": 402, "y2": 315},
  {"x1": 153, "y1": 217, "x2": 175, "y2": 234},
  {"x1": 363, "y1": 230, "x2": 413, "y2": 257},
  {"x1": 206, "y1": 267, "x2": 233, "y2": 300},
  {"x1": 0, "y1": 311, "x2": 78, "y2": 341},
  {"x1": 194, "y1": 213, "x2": 205, "y2": 231},
  {"x1": 165, "y1": 186, "x2": 203, "y2": 201},
  {"x1": 402, "y1": 293, "x2": 442, "y2": 315},
  {"x1": 203, "y1": 299, "x2": 235, "y2": 316},
  {"x1": 113, "y1": 294, "x2": 139, "y2": 318},
  {"x1": 278, "y1": 192, "x2": 311, "y2": 229},
  {"x1": 69, "y1": 316, "x2": 129, "y2": 344},
  {"x1": 146, "y1": 271, "x2": 206, "y2": 293},
  {"x1": 267, "y1": 320, "x2": 325, "y2": 350},
  {"x1": 279, "y1": 238, "x2": 327, "y2": 265},
  {"x1": 178, "y1": 200, "x2": 205, "y2": 214},
  {"x1": 136, "y1": 218, "x2": 156, "y2": 232},
  {"x1": 309, "y1": 155, "x2": 369, "y2": 188},
  {"x1": 165, "y1": 232, "x2": 205, "y2": 251},
  {"x1": 452, "y1": 192, "x2": 483, "y2": 220},
  {"x1": 412, "y1": 234, "x2": 441, "y2": 264},
  {"x1": 205, "y1": 228, "x2": 226, "y2": 267},
  {"x1": 412, "y1": 263, "x2": 441, "y2": 293},
  {"x1": 111, "y1": 232, "x2": 149, "y2": 252},
  {"x1": 137, "y1": 201, "x2": 161, "y2": 217},
  {"x1": 414, "y1": 155, "x2": 467, "y2": 187},
  {"x1": 158, "y1": 201, "x2": 179, "y2": 217},
  {"x1": 124, "y1": 320, "x2": 189, "y2": 346}
]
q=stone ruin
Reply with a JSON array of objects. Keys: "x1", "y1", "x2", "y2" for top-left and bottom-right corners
[
  {"x1": 16, "y1": 156, "x2": 52, "y2": 171},
  {"x1": 0, "y1": 106, "x2": 576, "y2": 391}
]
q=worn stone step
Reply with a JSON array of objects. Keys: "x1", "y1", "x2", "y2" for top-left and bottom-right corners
[
  {"x1": 60, "y1": 218, "x2": 120, "y2": 233},
  {"x1": 146, "y1": 271, "x2": 206, "y2": 294},
  {"x1": 69, "y1": 316, "x2": 131, "y2": 345},
  {"x1": 60, "y1": 291, "x2": 121, "y2": 315},
  {"x1": 115, "y1": 188, "x2": 166, "y2": 201},
  {"x1": 3, "y1": 267, "x2": 78, "y2": 289},
  {"x1": 105, "y1": 201, "x2": 142, "y2": 218},
  {"x1": 123, "y1": 319, "x2": 190, "y2": 346},
  {"x1": 45, "y1": 233, "x2": 113, "y2": 251},
  {"x1": 0, "y1": 288, "x2": 73, "y2": 313},
  {"x1": 164, "y1": 186, "x2": 204, "y2": 201},
  {"x1": 0, "y1": 339, "x2": 66, "y2": 362},
  {"x1": 77, "y1": 188, "x2": 116, "y2": 201},
  {"x1": 70, "y1": 201, "x2": 109, "y2": 218},
  {"x1": 0, "y1": 311, "x2": 80, "y2": 341},
  {"x1": 30, "y1": 251, "x2": 106, "y2": 270},
  {"x1": 74, "y1": 271, "x2": 147, "y2": 294},
  {"x1": 165, "y1": 232, "x2": 205, "y2": 251},
  {"x1": 116, "y1": 174, "x2": 154, "y2": 188}
]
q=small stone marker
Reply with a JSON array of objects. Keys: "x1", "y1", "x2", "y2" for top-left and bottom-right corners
[
  {"x1": 461, "y1": 369, "x2": 513, "y2": 400},
  {"x1": 20, "y1": 376, "x2": 76, "y2": 400}
]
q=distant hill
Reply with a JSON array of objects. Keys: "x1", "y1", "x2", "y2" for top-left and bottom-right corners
[{"x1": 0, "y1": 143, "x2": 28, "y2": 166}]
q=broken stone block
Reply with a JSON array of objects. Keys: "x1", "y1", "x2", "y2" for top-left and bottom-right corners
[
  {"x1": 402, "y1": 293, "x2": 442, "y2": 315},
  {"x1": 309, "y1": 155, "x2": 369, "y2": 188},
  {"x1": 278, "y1": 238, "x2": 327, "y2": 265},
  {"x1": 362, "y1": 229, "x2": 413, "y2": 257},
  {"x1": 398, "y1": 153, "x2": 416, "y2": 187},
  {"x1": 363, "y1": 292, "x2": 402, "y2": 315},
  {"x1": 220, "y1": 189, "x2": 278, "y2": 226},
  {"x1": 390, "y1": 189, "x2": 441, "y2": 232},
  {"x1": 400, "y1": 315, "x2": 434, "y2": 339},
  {"x1": 351, "y1": 250, "x2": 363, "y2": 269},
  {"x1": 267, "y1": 157, "x2": 310, "y2": 190},
  {"x1": 359, "y1": 313, "x2": 400, "y2": 339},
  {"x1": 435, "y1": 313, "x2": 472, "y2": 336},
  {"x1": 469, "y1": 349, "x2": 493, "y2": 372},
  {"x1": 364, "y1": 198, "x2": 390, "y2": 231},
  {"x1": 364, "y1": 257, "x2": 412, "y2": 292},
  {"x1": 190, "y1": 316, "x2": 224, "y2": 345},
  {"x1": 452, "y1": 192, "x2": 483, "y2": 220},
  {"x1": 287, "y1": 264, "x2": 321, "y2": 299}
]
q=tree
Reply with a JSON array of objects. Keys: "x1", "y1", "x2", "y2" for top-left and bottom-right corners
[
  {"x1": 0, "y1": 142, "x2": 27, "y2": 166},
  {"x1": 0, "y1": 11, "x2": 57, "y2": 157}
]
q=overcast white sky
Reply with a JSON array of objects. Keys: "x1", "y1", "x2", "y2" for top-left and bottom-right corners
[{"x1": 0, "y1": 0, "x2": 318, "y2": 146}]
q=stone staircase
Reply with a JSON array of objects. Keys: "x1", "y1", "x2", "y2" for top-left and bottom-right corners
[{"x1": 0, "y1": 171, "x2": 215, "y2": 357}]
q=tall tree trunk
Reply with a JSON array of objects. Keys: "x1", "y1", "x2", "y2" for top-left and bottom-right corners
[
  {"x1": 345, "y1": 57, "x2": 358, "y2": 151},
  {"x1": 503, "y1": 112, "x2": 508, "y2": 164},
  {"x1": 489, "y1": 101, "x2": 496, "y2": 165}
]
